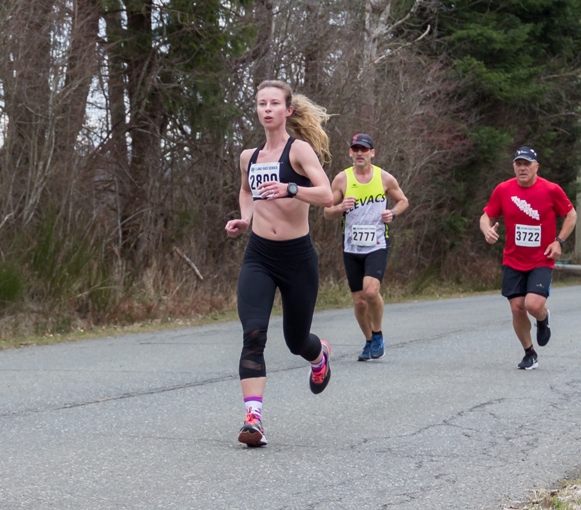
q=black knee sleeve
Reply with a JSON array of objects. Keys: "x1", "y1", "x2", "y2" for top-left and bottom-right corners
[
  {"x1": 239, "y1": 329, "x2": 267, "y2": 379},
  {"x1": 296, "y1": 333, "x2": 321, "y2": 361}
]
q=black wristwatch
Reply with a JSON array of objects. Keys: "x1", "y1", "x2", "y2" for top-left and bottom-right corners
[
  {"x1": 555, "y1": 237, "x2": 565, "y2": 246},
  {"x1": 287, "y1": 182, "x2": 299, "y2": 198}
]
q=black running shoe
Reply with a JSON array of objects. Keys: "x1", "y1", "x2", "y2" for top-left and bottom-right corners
[
  {"x1": 536, "y1": 310, "x2": 551, "y2": 347},
  {"x1": 238, "y1": 412, "x2": 267, "y2": 447},
  {"x1": 518, "y1": 352, "x2": 538, "y2": 370},
  {"x1": 310, "y1": 340, "x2": 331, "y2": 394}
]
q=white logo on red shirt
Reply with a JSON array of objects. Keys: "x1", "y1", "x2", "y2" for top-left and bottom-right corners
[{"x1": 511, "y1": 196, "x2": 539, "y2": 220}]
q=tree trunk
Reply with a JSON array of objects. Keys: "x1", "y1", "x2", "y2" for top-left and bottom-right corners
[
  {"x1": 251, "y1": 0, "x2": 275, "y2": 87},
  {"x1": 303, "y1": 0, "x2": 324, "y2": 97},
  {"x1": 1, "y1": 0, "x2": 54, "y2": 224},
  {"x1": 101, "y1": 0, "x2": 130, "y2": 262},
  {"x1": 123, "y1": 0, "x2": 165, "y2": 263},
  {"x1": 360, "y1": 0, "x2": 393, "y2": 124},
  {"x1": 53, "y1": 0, "x2": 101, "y2": 172}
]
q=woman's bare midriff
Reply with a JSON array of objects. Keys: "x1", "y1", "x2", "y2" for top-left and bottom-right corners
[{"x1": 252, "y1": 199, "x2": 310, "y2": 240}]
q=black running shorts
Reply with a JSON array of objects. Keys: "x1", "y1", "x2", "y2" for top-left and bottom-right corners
[
  {"x1": 501, "y1": 265, "x2": 553, "y2": 300},
  {"x1": 343, "y1": 248, "x2": 390, "y2": 293}
]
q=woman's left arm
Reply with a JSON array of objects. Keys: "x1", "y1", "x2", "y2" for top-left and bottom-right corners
[{"x1": 288, "y1": 140, "x2": 333, "y2": 207}]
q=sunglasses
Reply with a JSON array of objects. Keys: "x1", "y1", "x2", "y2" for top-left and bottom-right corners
[{"x1": 351, "y1": 145, "x2": 370, "y2": 153}]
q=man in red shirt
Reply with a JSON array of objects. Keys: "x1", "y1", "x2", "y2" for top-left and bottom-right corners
[{"x1": 480, "y1": 146, "x2": 577, "y2": 370}]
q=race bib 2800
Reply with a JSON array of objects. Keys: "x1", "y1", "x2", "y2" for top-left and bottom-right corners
[{"x1": 249, "y1": 163, "x2": 281, "y2": 198}]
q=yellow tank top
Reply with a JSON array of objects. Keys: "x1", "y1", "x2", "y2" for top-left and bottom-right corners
[{"x1": 342, "y1": 165, "x2": 388, "y2": 254}]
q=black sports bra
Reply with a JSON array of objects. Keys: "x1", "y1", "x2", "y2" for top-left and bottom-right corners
[{"x1": 248, "y1": 137, "x2": 312, "y2": 200}]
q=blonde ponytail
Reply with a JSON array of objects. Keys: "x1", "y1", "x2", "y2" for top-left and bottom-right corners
[
  {"x1": 288, "y1": 94, "x2": 331, "y2": 166},
  {"x1": 256, "y1": 80, "x2": 332, "y2": 166}
]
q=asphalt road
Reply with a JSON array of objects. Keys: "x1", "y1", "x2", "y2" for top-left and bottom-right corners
[{"x1": 1, "y1": 286, "x2": 581, "y2": 510}]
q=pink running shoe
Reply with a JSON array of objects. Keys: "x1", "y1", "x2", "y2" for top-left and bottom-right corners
[
  {"x1": 309, "y1": 340, "x2": 331, "y2": 394},
  {"x1": 238, "y1": 412, "x2": 267, "y2": 447}
]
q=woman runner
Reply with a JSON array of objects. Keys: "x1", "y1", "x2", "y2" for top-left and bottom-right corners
[{"x1": 225, "y1": 80, "x2": 333, "y2": 447}]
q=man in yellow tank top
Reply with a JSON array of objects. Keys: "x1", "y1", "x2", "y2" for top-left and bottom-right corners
[{"x1": 324, "y1": 134, "x2": 409, "y2": 361}]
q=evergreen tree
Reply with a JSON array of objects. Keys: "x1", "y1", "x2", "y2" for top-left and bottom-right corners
[{"x1": 417, "y1": 0, "x2": 581, "y2": 264}]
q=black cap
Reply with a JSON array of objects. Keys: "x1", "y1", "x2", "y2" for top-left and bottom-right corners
[
  {"x1": 350, "y1": 133, "x2": 374, "y2": 149},
  {"x1": 513, "y1": 146, "x2": 537, "y2": 162}
]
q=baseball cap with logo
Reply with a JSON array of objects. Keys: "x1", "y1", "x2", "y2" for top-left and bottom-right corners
[
  {"x1": 350, "y1": 133, "x2": 374, "y2": 149},
  {"x1": 513, "y1": 146, "x2": 537, "y2": 162}
]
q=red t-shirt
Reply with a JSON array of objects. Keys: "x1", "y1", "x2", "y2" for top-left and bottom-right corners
[{"x1": 483, "y1": 177, "x2": 573, "y2": 271}]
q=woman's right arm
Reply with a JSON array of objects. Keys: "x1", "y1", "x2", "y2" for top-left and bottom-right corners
[{"x1": 225, "y1": 150, "x2": 254, "y2": 238}]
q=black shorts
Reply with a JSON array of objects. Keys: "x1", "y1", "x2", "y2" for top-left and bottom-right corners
[
  {"x1": 501, "y1": 265, "x2": 553, "y2": 300},
  {"x1": 343, "y1": 248, "x2": 390, "y2": 293}
]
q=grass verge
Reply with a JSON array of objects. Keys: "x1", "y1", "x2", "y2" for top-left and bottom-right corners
[
  {"x1": 504, "y1": 477, "x2": 581, "y2": 509},
  {"x1": 2, "y1": 271, "x2": 579, "y2": 351}
]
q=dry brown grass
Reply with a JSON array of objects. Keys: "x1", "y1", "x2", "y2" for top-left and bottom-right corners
[{"x1": 504, "y1": 481, "x2": 581, "y2": 509}]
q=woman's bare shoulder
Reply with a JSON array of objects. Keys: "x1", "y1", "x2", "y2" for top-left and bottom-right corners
[{"x1": 240, "y1": 148, "x2": 257, "y2": 168}]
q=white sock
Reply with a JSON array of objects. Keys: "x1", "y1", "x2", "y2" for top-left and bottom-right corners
[{"x1": 244, "y1": 396, "x2": 263, "y2": 419}]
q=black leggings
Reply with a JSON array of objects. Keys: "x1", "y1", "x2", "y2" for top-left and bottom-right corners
[{"x1": 237, "y1": 232, "x2": 322, "y2": 380}]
